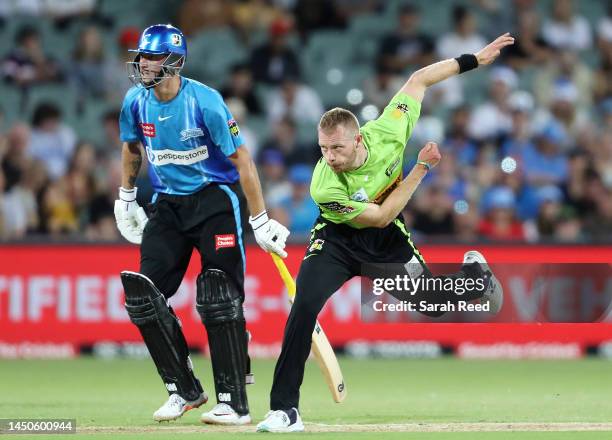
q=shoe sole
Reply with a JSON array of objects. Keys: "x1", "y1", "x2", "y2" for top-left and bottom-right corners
[
  {"x1": 201, "y1": 416, "x2": 252, "y2": 425},
  {"x1": 482, "y1": 273, "x2": 503, "y2": 314},
  {"x1": 154, "y1": 392, "x2": 208, "y2": 422},
  {"x1": 464, "y1": 251, "x2": 503, "y2": 314},
  {"x1": 256, "y1": 422, "x2": 305, "y2": 432}
]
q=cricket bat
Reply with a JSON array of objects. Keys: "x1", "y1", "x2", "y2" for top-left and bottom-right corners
[{"x1": 271, "y1": 253, "x2": 347, "y2": 403}]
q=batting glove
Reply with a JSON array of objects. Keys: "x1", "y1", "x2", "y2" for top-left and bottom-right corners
[
  {"x1": 249, "y1": 210, "x2": 289, "y2": 258},
  {"x1": 114, "y1": 187, "x2": 149, "y2": 244}
]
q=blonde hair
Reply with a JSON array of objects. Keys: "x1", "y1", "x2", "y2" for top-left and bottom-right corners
[{"x1": 318, "y1": 107, "x2": 360, "y2": 134}]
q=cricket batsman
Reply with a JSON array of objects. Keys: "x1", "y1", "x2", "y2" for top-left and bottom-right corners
[
  {"x1": 113, "y1": 24, "x2": 289, "y2": 425},
  {"x1": 257, "y1": 33, "x2": 515, "y2": 432}
]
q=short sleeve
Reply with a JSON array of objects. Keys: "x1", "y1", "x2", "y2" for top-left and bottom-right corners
[
  {"x1": 312, "y1": 184, "x2": 367, "y2": 224},
  {"x1": 361, "y1": 92, "x2": 421, "y2": 150},
  {"x1": 204, "y1": 93, "x2": 245, "y2": 157},
  {"x1": 119, "y1": 93, "x2": 139, "y2": 143}
]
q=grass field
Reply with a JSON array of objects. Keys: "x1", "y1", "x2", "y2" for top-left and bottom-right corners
[{"x1": 2, "y1": 356, "x2": 612, "y2": 439}]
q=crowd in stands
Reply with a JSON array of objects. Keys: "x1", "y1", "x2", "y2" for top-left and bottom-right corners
[{"x1": 0, "y1": 0, "x2": 611, "y2": 243}]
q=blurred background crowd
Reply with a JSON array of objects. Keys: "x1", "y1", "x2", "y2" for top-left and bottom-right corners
[{"x1": 0, "y1": 0, "x2": 611, "y2": 243}]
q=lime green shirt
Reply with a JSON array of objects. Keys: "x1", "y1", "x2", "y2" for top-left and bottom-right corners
[{"x1": 310, "y1": 92, "x2": 421, "y2": 229}]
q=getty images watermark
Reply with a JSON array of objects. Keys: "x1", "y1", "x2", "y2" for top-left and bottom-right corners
[
  {"x1": 362, "y1": 265, "x2": 490, "y2": 315},
  {"x1": 370, "y1": 272, "x2": 489, "y2": 313},
  {"x1": 360, "y1": 263, "x2": 612, "y2": 323}
]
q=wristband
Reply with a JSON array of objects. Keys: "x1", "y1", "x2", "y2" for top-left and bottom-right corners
[
  {"x1": 416, "y1": 161, "x2": 431, "y2": 171},
  {"x1": 454, "y1": 53, "x2": 479, "y2": 74},
  {"x1": 249, "y1": 210, "x2": 269, "y2": 230},
  {"x1": 119, "y1": 186, "x2": 137, "y2": 202}
]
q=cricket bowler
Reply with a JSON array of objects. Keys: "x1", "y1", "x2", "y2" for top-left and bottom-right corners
[
  {"x1": 257, "y1": 33, "x2": 515, "y2": 432},
  {"x1": 113, "y1": 24, "x2": 289, "y2": 425}
]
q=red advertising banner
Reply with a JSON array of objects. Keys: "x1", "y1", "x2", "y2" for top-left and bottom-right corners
[{"x1": 1, "y1": 244, "x2": 611, "y2": 358}]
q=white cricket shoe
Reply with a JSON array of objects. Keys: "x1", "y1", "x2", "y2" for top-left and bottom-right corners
[
  {"x1": 463, "y1": 250, "x2": 503, "y2": 314},
  {"x1": 153, "y1": 392, "x2": 208, "y2": 422},
  {"x1": 256, "y1": 408, "x2": 304, "y2": 433},
  {"x1": 201, "y1": 403, "x2": 252, "y2": 425}
]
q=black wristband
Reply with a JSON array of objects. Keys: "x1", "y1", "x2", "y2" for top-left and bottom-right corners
[{"x1": 455, "y1": 53, "x2": 479, "y2": 74}]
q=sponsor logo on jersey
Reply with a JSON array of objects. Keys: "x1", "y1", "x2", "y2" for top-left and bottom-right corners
[
  {"x1": 180, "y1": 128, "x2": 204, "y2": 142},
  {"x1": 319, "y1": 201, "x2": 355, "y2": 214},
  {"x1": 392, "y1": 102, "x2": 410, "y2": 119},
  {"x1": 227, "y1": 119, "x2": 240, "y2": 137},
  {"x1": 215, "y1": 234, "x2": 236, "y2": 250},
  {"x1": 350, "y1": 187, "x2": 369, "y2": 202},
  {"x1": 145, "y1": 145, "x2": 209, "y2": 166},
  {"x1": 385, "y1": 156, "x2": 400, "y2": 176},
  {"x1": 140, "y1": 123, "x2": 156, "y2": 137},
  {"x1": 308, "y1": 238, "x2": 325, "y2": 253}
]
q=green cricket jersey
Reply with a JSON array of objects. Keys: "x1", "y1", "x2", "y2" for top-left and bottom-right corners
[{"x1": 310, "y1": 92, "x2": 421, "y2": 229}]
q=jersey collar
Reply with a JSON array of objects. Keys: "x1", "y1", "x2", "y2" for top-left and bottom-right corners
[{"x1": 149, "y1": 76, "x2": 186, "y2": 105}]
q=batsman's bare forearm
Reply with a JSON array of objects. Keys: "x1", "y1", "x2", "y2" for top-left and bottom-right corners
[
  {"x1": 229, "y1": 147, "x2": 266, "y2": 216},
  {"x1": 354, "y1": 165, "x2": 428, "y2": 228},
  {"x1": 121, "y1": 141, "x2": 142, "y2": 189},
  {"x1": 400, "y1": 58, "x2": 461, "y2": 102}
]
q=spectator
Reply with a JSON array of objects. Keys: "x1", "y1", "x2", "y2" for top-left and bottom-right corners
[
  {"x1": 377, "y1": 4, "x2": 435, "y2": 74},
  {"x1": 503, "y1": 10, "x2": 552, "y2": 70},
  {"x1": 594, "y1": 11, "x2": 612, "y2": 106},
  {"x1": 553, "y1": 206, "x2": 583, "y2": 242},
  {"x1": 467, "y1": 67, "x2": 517, "y2": 141},
  {"x1": 177, "y1": 0, "x2": 230, "y2": 36},
  {"x1": 593, "y1": 130, "x2": 612, "y2": 189},
  {"x1": 103, "y1": 27, "x2": 140, "y2": 103},
  {"x1": 292, "y1": 0, "x2": 346, "y2": 42},
  {"x1": 250, "y1": 17, "x2": 301, "y2": 84},
  {"x1": 443, "y1": 105, "x2": 478, "y2": 167},
  {"x1": 436, "y1": 5, "x2": 486, "y2": 60},
  {"x1": 232, "y1": 0, "x2": 285, "y2": 44},
  {"x1": 534, "y1": 185, "x2": 564, "y2": 238},
  {"x1": 259, "y1": 117, "x2": 318, "y2": 166},
  {"x1": 258, "y1": 149, "x2": 291, "y2": 207},
  {"x1": 220, "y1": 63, "x2": 262, "y2": 115},
  {"x1": 453, "y1": 204, "x2": 480, "y2": 243},
  {"x1": 27, "y1": 102, "x2": 77, "y2": 180},
  {"x1": 535, "y1": 80, "x2": 591, "y2": 148},
  {"x1": 39, "y1": 177, "x2": 77, "y2": 234},
  {"x1": 533, "y1": 50, "x2": 593, "y2": 111},
  {"x1": 478, "y1": 186, "x2": 529, "y2": 241},
  {"x1": 501, "y1": 90, "x2": 536, "y2": 158},
  {"x1": 362, "y1": 58, "x2": 404, "y2": 110},
  {"x1": 598, "y1": 5, "x2": 612, "y2": 47},
  {"x1": 0, "y1": 166, "x2": 39, "y2": 239},
  {"x1": 412, "y1": 184, "x2": 454, "y2": 237},
  {"x1": 521, "y1": 122, "x2": 569, "y2": 186},
  {"x1": 541, "y1": 0, "x2": 592, "y2": 51},
  {"x1": 45, "y1": 0, "x2": 97, "y2": 30},
  {"x1": 71, "y1": 25, "x2": 107, "y2": 99},
  {"x1": 101, "y1": 109, "x2": 121, "y2": 153},
  {"x1": 266, "y1": 75, "x2": 323, "y2": 125},
  {"x1": 270, "y1": 164, "x2": 319, "y2": 237},
  {"x1": 583, "y1": 188, "x2": 612, "y2": 240},
  {"x1": 1, "y1": 25, "x2": 62, "y2": 89},
  {"x1": 1, "y1": 123, "x2": 31, "y2": 190},
  {"x1": 560, "y1": 149, "x2": 596, "y2": 216}
]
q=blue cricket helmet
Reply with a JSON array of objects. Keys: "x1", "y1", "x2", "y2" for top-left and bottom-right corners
[
  {"x1": 127, "y1": 24, "x2": 187, "y2": 88},
  {"x1": 129, "y1": 24, "x2": 187, "y2": 57}
]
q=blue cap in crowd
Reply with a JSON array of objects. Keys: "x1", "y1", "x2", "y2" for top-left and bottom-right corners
[{"x1": 288, "y1": 164, "x2": 312, "y2": 184}]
